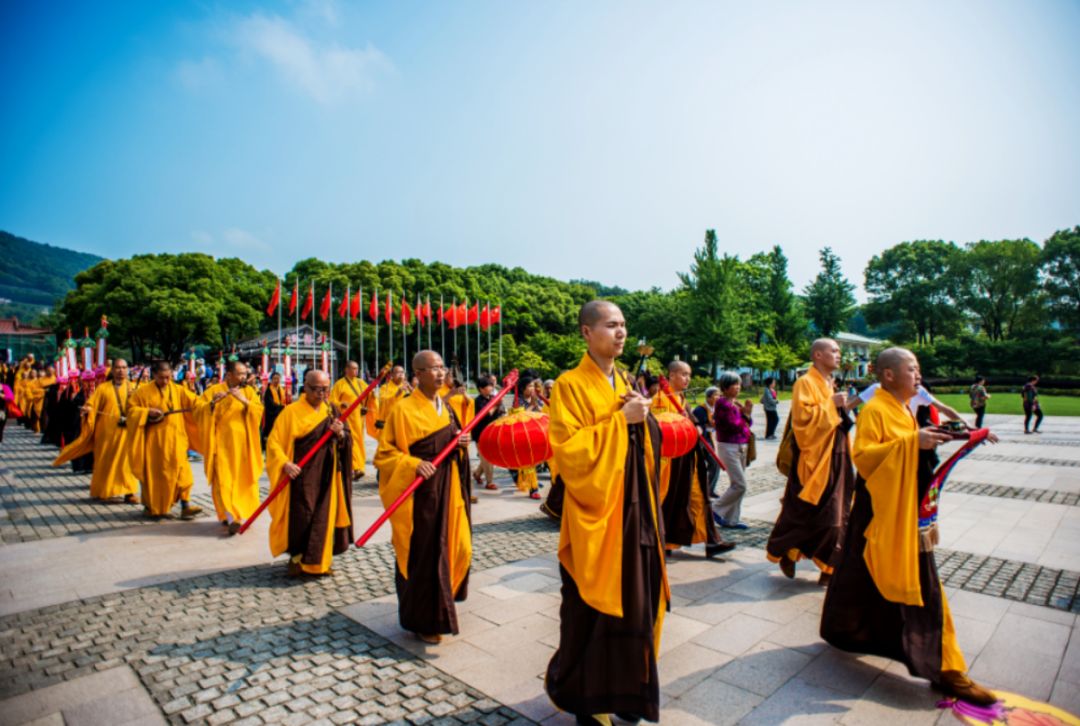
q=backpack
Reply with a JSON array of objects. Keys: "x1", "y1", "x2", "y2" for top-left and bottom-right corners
[{"x1": 776, "y1": 413, "x2": 795, "y2": 476}]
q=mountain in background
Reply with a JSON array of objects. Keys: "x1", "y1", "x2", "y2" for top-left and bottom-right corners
[{"x1": 0, "y1": 230, "x2": 104, "y2": 321}]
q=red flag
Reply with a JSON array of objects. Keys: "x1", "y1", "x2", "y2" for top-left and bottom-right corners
[
  {"x1": 384, "y1": 292, "x2": 392, "y2": 326},
  {"x1": 457, "y1": 302, "x2": 467, "y2": 327},
  {"x1": 415, "y1": 298, "x2": 424, "y2": 328},
  {"x1": 445, "y1": 302, "x2": 458, "y2": 329},
  {"x1": 266, "y1": 280, "x2": 281, "y2": 317},
  {"x1": 437, "y1": 304, "x2": 444, "y2": 325},
  {"x1": 468, "y1": 302, "x2": 479, "y2": 326},
  {"x1": 368, "y1": 291, "x2": 379, "y2": 322},
  {"x1": 300, "y1": 287, "x2": 314, "y2": 319},
  {"x1": 319, "y1": 286, "x2": 332, "y2": 321},
  {"x1": 424, "y1": 298, "x2": 432, "y2": 324},
  {"x1": 401, "y1": 299, "x2": 413, "y2": 326},
  {"x1": 288, "y1": 282, "x2": 299, "y2": 315},
  {"x1": 350, "y1": 289, "x2": 361, "y2": 319},
  {"x1": 480, "y1": 303, "x2": 490, "y2": 331},
  {"x1": 337, "y1": 289, "x2": 350, "y2": 318},
  {"x1": 492, "y1": 305, "x2": 501, "y2": 324}
]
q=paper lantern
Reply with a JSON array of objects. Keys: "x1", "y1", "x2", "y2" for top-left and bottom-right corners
[
  {"x1": 478, "y1": 410, "x2": 552, "y2": 469},
  {"x1": 654, "y1": 411, "x2": 697, "y2": 459}
]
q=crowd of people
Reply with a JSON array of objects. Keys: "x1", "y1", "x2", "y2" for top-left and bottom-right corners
[{"x1": 0, "y1": 300, "x2": 1015, "y2": 722}]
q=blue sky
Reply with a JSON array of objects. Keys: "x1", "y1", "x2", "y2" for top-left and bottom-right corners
[{"x1": 2, "y1": 0, "x2": 1078, "y2": 296}]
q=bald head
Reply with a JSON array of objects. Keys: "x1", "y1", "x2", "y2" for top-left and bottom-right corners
[
  {"x1": 412, "y1": 350, "x2": 441, "y2": 371},
  {"x1": 578, "y1": 300, "x2": 621, "y2": 329},
  {"x1": 304, "y1": 369, "x2": 329, "y2": 388},
  {"x1": 668, "y1": 360, "x2": 690, "y2": 375},
  {"x1": 667, "y1": 359, "x2": 691, "y2": 392},
  {"x1": 875, "y1": 347, "x2": 914, "y2": 377},
  {"x1": 412, "y1": 350, "x2": 446, "y2": 397},
  {"x1": 810, "y1": 338, "x2": 841, "y2": 375}
]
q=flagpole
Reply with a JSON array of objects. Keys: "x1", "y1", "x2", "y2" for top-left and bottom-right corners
[
  {"x1": 452, "y1": 297, "x2": 457, "y2": 376},
  {"x1": 427, "y1": 294, "x2": 432, "y2": 350},
  {"x1": 295, "y1": 278, "x2": 300, "y2": 395},
  {"x1": 476, "y1": 301, "x2": 480, "y2": 381},
  {"x1": 416, "y1": 292, "x2": 421, "y2": 352},
  {"x1": 374, "y1": 287, "x2": 379, "y2": 378},
  {"x1": 440, "y1": 293, "x2": 445, "y2": 363},
  {"x1": 329, "y1": 281, "x2": 334, "y2": 380},
  {"x1": 345, "y1": 283, "x2": 350, "y2": 373},
  {"x1": 388, "y1": 290, "x2": 394, "y2": 367},
  {"x1": 310, "y1": 280, "x2": 316, "y2": 377},
  {"x1": 487, "y1": 299, "x2": 492, "y2": 376},
  {"x1": 402, "y1": 292, "x2": 407, "y2": 376},
  {"x1": 359, "y1": 284, "x2": 365, "y2": 379},
  {"x1": 499, "y1": 301, "x2": 503, "y2": 379},
  {"x1": 276, "y1": 278, "x2": 282, "y2": 379},
  {"x1": 464, "y1": 296, "x2": 470, "y2": 386}
]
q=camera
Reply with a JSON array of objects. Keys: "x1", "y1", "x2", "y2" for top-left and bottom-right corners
[{"x1": 117, "y1": 415, "x2": 127, "y2": 428}]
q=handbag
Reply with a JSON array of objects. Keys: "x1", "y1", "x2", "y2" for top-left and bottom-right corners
[{"x1": 776, "y1": 414, "x2": 794, "y2": 476}]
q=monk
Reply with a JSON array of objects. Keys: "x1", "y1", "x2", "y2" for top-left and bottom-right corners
[
  {"x1": 262, "y1": 372, "x2": 287, "y2": 444},
  {"x1": 545, "y1": 301, "x2": 668, "y2": 725},
  {"x1": 266, "y1": 370, "x2": 353, "y2": 577},
  {"x1": 329, "y1": 361, "x2": 369, "y2": 481},
  {"x1": 127, "y1": 361, "x2": 204, "y2": 520},
  {"x1": 655, "y1": 360, "x2": 735, "y2": 560},
  {"x1": 821, "y1": 347, "x2": 996, "y2": 705},
  {"x1": 375, "y1": 350, "x2": 472, "y2": 645},
  {"x1": 53, "y1": 359, "x2": 138, "y2": 502},
  {"x1": 373, "y1": 365, "x2": 411, "y2": 440},
  {"x1": 766, "y1": 339, "x2": 855, "y2": 584},
  {"x1": 195, "y1": 360, "x2": 264, "y2": 535}
]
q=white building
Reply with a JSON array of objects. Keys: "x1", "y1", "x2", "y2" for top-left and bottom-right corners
[{"x1": 835, "y1": 331, "x2": 885, "y2": 378}]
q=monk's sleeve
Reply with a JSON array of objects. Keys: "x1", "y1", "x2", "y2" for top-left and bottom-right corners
[
  {"x1": 193, "y1": 387, "x2": 217, "y2": 463},
  {"x1": 550, "y1": 378, "x2": 630, "y2": 617},
  {"x1": 792, "y1": 375, "x2": 840, "y2": 504},
  {"x1": 264, "y1": 407, "x2": 296, "y2": 556},
  {"x1": 853, "y1": 403, "x2": 923, "y2": 606},
  {"x1": 374, "y1": 402, "x2": 422, "y2": 500},
  {"x1": 53, "y1": 388, "x2": 99, "y2": 466}
]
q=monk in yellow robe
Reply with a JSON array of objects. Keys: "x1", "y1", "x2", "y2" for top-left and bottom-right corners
[
  {"x1": 545, "y1": 301, "x2": 669, "y2": 724},
  {"x1": 767, "y1": 339, "x2": 855, "y2": 584},
  {"x1": 655, "y1": 360, "x2": 735, "y2": 560},
  {"x1": 266, "y1": 370, "x2": 353, "y2": 577},
  {"x1": 27, "y1": 370, "x2": 50, "y2": 432},
  {"x1": 53, "y1": 359, "x2": 138, "y2": 502},
  {"x1": 195, "y1": 360, "x2": 264, "y2": 535},
  {"x1": 127, "y1": 361, "x2": 203, "y2": 520},
  {"x1": 821, "y1": 347, "x2": 996, "y2": 705},
  {"x1": 373, "y1": 365, "x2": 410, "y2": 441},
  {"x1": 375, "y1": 350, "x2": 471, "y2": 645},
  {"x1": 329, "y1": 361, "x2": 370, "y2": 481},
  {"x1": 262, "y1": 372, "x2": 287, "y2": 444}
]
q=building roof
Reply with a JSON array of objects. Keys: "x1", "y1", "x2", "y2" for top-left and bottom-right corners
[
  {"x1": 835, "y1": 331, "x2": 885, "y2": 346},
  {"x1": 0, "y1": 317, "x2": 52, "y2": 336}
]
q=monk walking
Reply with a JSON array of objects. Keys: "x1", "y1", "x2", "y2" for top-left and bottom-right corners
[{"x1": 375, "y1": 350, "x2": 472, "y2": 644}]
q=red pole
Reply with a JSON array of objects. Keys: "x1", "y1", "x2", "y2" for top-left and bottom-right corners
[
  {"x1": 657, "y1": 376, "x2": 727, "y2": 472},
  {"x1": 237, "y1": 362, "x2": 393, "y2": 535},
  {"x1": 355, "y1": 369, "x2": 519, "y2": 547}
]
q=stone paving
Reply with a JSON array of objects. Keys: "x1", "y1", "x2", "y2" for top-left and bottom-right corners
[{"x1": 1, "y1": 412, "x2": 1079, "y2": 724}]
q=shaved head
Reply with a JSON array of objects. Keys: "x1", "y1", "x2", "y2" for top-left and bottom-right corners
[
  {"x1": 810, "y1": 338, "x2": 842, "y2": 374},
  {"x1": 875, "y1": 347, "x2": 915, "y2": 377},
  {"x1": 811, "y1": 339, "x2": 837, "y2": 356},
  {"x1": 578, "y1": 300, "x2": 621, "y2": 329},
  {"x1": 305, "y1": 369, "x2": 329, "y2": 388},
  {"x1": 668, "y1": 360, "x2": 691, "y2": 375},
  {"x1": 412, "y1": 350, "x2": 441, "y2": 371}
]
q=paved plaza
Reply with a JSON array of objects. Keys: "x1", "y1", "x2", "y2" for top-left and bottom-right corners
[{"x1": 2, "y1": 406, "x2": 1079, "y2": 725}]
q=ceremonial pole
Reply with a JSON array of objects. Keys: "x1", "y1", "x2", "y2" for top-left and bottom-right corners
[
  {"x1": 359, "y1": 284, "x2": 365, "y2": 379},
  {"x1": 440, "y1": 293, "x2": 445, "y2": 363},
  {"x1": 451, "y1": 297, "x2": 458, "y2": 375},
  {"x1": 464, "y1": 296, "x2": 470, "y2": 386},
  {"x1": 476, "y1": 300, "x2": 481, "y2": 381},
  {"x1": 487, "y1": 299, "x2": 492, "y2": 376},
  {"x1": 328, "y1": 281, "x2": 334, "y2": 381},
  {"x1": 426, "y1": 294, "x2": 432, "y2": 349},
  {"x1": 416, "y1": 292, "x2": 421, "y2": 353},
  {"x1": 345, "y1": 283, "x2": 350, "y2": 373},
  {"x1": 238, "y1": 364, "x2": 392, "y2": 535},
  {"x1": 388, "y1": 290, "x2": 394, "y2": 370},
  {"x1": 355, "y1": 369, "x2": 519, "y2": 547},
  {"x1": 373, "y1": 288, "x2": 379, "y2": 382},
  {"x1": 498, "y1": 301, "x2": 503, "y2": 378}
]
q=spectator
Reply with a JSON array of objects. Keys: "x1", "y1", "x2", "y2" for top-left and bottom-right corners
[
  {"x1": 712, "y1": 371, "x2": 754, "y2": 529},
  {"x1": 969, "y1": 376, "x2": 990, "y2": 429},
  {"x1": 1023, "y1": 375, "x2": 1043, "y2": 434},
  {"x1": 692, "y1": 386, "x2": 722, "y2": 496},
  {"x1": 760, "y1": 377, "x2": 780, "y2": 439}
]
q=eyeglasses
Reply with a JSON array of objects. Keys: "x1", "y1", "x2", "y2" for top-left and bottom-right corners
[
  {"x1": 305, "y1": 385, "x2": 330, "y2": 393},
  {"x1": 415, "y1": 366, "x2": 448, "y2": 373}
]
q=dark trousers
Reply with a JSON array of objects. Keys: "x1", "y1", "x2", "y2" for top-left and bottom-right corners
[
  {"x1": 972, "y1": 406, "x2": 985, "y2": 429},
  {"x1": 765, "y1": 410, "x2": 780, "y2": 439},
  {"x1": 1024, "y1": 406, "x2": 1043, "y2": 432}
]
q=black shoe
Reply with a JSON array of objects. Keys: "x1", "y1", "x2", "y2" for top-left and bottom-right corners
[
  {"x1": 615, "y1": 715, "x2": 642, "y2": 725},
  {"x1": 706, "y1": 542, "x2": 736, "y2": 559},
  {"x1": 227, "y1": 521, "x2": 241, "y2": 536}
]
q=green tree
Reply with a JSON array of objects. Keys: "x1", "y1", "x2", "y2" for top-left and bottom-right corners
[
  {"x1": 952, "y1": 239, "x2": 1043, "y2": 341},
  {"x1": 863, "y1": 240, "x2": 962, "y2": 344},
  {"x1": 802, "y1": 247, "x2": 856, "y2": 337},
  {"x1": 1042, "y1": 226, "x2": 1080, "y2": 337},
  {"x1": 678, "y1": 230, "x2": 748, "y2": 373}
]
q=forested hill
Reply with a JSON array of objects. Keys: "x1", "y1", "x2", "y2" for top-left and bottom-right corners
[{"x1": 0, "y1": 231, "x2": 103, "y2": 314}]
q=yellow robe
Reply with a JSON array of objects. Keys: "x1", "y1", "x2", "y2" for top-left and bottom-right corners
[
  {"x1": 549, "y1": 354, "x2": 669, "y2": 625},
  {"x1": 853, "y1": 388, "x2": 965, "y2": 671},
  {"x1": 127, "y1": 381, "x2": 200, "y2": 515},
  {"x1": 652, "y1": 390, "x2": 709, "y2": 545},
  {"x1": 792, "y1": 366, "x2": 841, "y2": 505},
  {"x1": 29, "y1": 376, "x2": 53, "y2": 430},
  {"x1": 375, "y1": 389, "x2": 471, "y2": 590},
  {"x1": 329, "y1": 377, "x2": 369, "y2": 476},
  {"x1": 266, "y1": 398, "x2": 350, "y2": 574},
  {"x1": 195, "y1": 383, "x2": 265, "y2": 522},
  {"x1": 374, "y1": 381, "x2": 404, "y2": 440},
  {"x1": 53, "y1": 382, "x2": 138, "y2": 499}
]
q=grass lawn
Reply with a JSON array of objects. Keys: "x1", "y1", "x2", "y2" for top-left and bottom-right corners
[{"x1": 932, "y1": 393, "x2": 1080, "y2": 417}]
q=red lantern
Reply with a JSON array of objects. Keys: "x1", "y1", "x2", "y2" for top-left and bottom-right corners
[
  {"x1": 654, "y1": 412, "x2": 697, "y2": 458},
  {"x1": 477, "y1": 410, "x2": 552, "y2": 469}
]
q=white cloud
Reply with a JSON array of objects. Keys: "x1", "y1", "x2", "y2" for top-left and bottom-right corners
[
  {"x1": 176, "y1": 6, "x2": 391, "y2": 105},
  {"x1": 190, "y1": 228, "x2": 270, "y2": 253}
]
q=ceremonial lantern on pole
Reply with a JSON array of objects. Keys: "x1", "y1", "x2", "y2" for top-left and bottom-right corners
[
  {"x1": 95, "y1": 316, "x2": 108, "y2": 369},
  {"x1": 477, "y1": 409, "x2": 552, "y2": 469},
  {"x1": 320, "y1": 335, "x2": 330, "y2": 373},
  {"x1": 64, "y1": 331, "x2": 78, "y2": 372},
  {"x1": 217, "y1": 351, "x2": 225, "y2": 380},
  {"x1": 187, "y1": 348, "x2": 197, "y2": 380},
  {"x1": 653, "y1": 411, "x2": 698, "y2": 459},
  {"x1": 283, "y1": 336, "x2": 293, "y2": 392},
  {"x1": 57, "y1": 347, "x2": 68, "y2": 382},
  {"x1": 260, "y1": 341, "x2": 270, "y2": 383},
  {"x1": 80, "y1": 328, "x2": 95, "y2": 373}
]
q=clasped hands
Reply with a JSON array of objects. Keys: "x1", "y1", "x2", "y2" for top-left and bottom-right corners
[
  {"x1": 416, "y1": 433, "x2": 471, "y2": 480},
  {"x1": 211, "y1": 387, "x2": 249, "y2": 407}
]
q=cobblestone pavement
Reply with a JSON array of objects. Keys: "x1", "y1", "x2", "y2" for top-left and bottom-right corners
[
  {"x1": 726, "y1": 518, "x2": 1080, "y2": 612},
  {"x1": 0, "y1": 514, "x2": 559, "y2": 724},
  {"x1": 968, "y1": 452, "x2": 1080, "y2": 467},
  {"x1": 947, "y1": 480, "x2": 1080, "y2": 506}
]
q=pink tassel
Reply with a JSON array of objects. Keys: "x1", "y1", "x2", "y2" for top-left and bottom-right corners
[{"x1": 936, "y1": 698, "x2": 1005, "y2": 723}]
